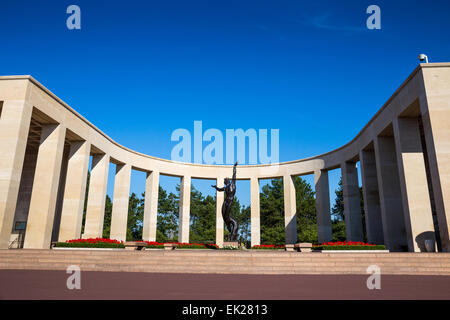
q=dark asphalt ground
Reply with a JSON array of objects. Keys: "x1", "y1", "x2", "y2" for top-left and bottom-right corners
[{"x1": 0, "y1": 270, "x2": 449, "y2": 300}]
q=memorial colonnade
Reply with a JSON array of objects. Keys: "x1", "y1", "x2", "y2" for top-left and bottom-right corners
[{"x1": 0, "y1": 63, "x2": 449, "y2": 252}]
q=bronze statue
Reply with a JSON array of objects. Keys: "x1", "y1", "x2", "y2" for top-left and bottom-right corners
[{"x1": 212, "y1": 161, "x2": 238, "y2": 242}]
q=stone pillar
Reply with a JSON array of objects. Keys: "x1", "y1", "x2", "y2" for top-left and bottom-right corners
[
  {"x1": 23, "y1": 124, "x2": 66, "y2": 249},
  {"x1": 419, "y1": 80, "x2": 450, "y2": 252},
  {"x1": 215, "y1": 176, "x2": 224, "y2": 247},
  {"x1": 11, "y1": 144, "x2": 38, "y2": 245},
  {"x1": 58, "y1": 141, "x2": 91, "y2": 242},
  {"x1": 393, "y1": 117, "x2": 436, "y2": 252},
  {"x1": 109, "y1": 163, "x2": 132, "y2": 241},
  {"x1": 283, "y1": 174, "x2": 297, "y2": 245},
  {"x1": 341, "y1": 161, "x2": 364, "y2": 242},
  {"x1": 374, "y1": 136, "x2": 408, "y2": 251},
  {"x1": 178, "y1": 175, "x2": 191, "y2": 243},
  {"x1": 51, "y1": 145, "x2": 70, "y2": 242},
  {"x1": 143, "y1": 170, "x2": 159, "y2": 241},
  {"x1": 314, "y1": 169, "x2": 332, "y2": 243},
  {"x1": 250, "y1": 177, "x2": 260, "y2": 247},
  {"x1": 83, "y1": 153, "x2": 110, "y2": 239},
  {"x1": 0, "y1": 100, "x2": 32, "y2": 248},
  {"x1": 359, "y1": 149, "x2": 384, "y2": 244}
]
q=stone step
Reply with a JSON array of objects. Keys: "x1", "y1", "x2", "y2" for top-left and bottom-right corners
[
  {"x1": 1, "y1": 258, "x2": 448, "y2": 268},
  {"x1": 1, "y1": 256, "x2": 447, "y2": 265},
  {"x1": 1, "y1": 262, "x2": 449, "y2": 275},
  {"x1": 1, "y1": 256, "x2": 448, "y2": 264},
  {"x1": 2, "y1": 261, "x2": 444, "y2": 271},
  {"x1": 3, "y1": 253, "x2": 449, "y2": 265},
  {"x1": 3, "y1": 249, "x2": 446, "y2": 256},
  {"x1": 16, "y1": 259, "x2": 449, "y2": 268},
  {"x1": 1, "y1": 250, "x2": 449, "y2": 275},
  {"x1": 3, "y1": 250, "x2": 449, "y2": 259}
]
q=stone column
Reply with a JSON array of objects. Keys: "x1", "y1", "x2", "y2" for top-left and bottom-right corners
[
  {"x1": 283, "y1": 174, "x2": 297, "y2": 245},
  {"x1": 83, "y1": 153, "x2": 110, "y2": 239},
  {"x1": 393, "y1": 117, "x2": 436, "y2": 252},
  {"x1": 314, "y1": 169, "x2": 332, "y2": 243},
  {"x1": 109, "y1": 163, "x2": 132, "y2": 241},
  {"x1": 58, "y1": 141, "x2": 91, "y2": 242},
  {"x1": 374, "y1": 136, "x2": 407, "y2": 251},
  {"x1": 341, "y1": 162, "x2": 364, "y2": 242},
  {"x1": 359, "y1": 149, "x2": 384, "y2": 244},
  {"x1": 0, "y1": 100, "x2": 32, "y2": 248},
  {"x1": 178, "y1": 175, "x2": 191, "y2": 243},
  {"x1": 419, "y1": 80, "x2": 450, "y2": 252},
  {"x1": 11, "y1": 145, "x2": 38, "y2": 245},
  {"x1": 250, "y1": 177, "x2": 260, "y2": 247},
  {"x1": 23, "y1": 124, "x2": 66, "y2": 249},
  {"x1": 51, "y1": 146, "x2": 70, "y2": 242},
  {"x1": 215, "y1": 176, "x2": 224, "y2": 247},
  {"x1": 143, "y1": 170, "x2": 159, "y2": 241}
]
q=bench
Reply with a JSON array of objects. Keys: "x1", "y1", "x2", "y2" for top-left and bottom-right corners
[
  {"x1": 124, "y1": 241, "x2": 147, "y2": 250},
  {"x1": 294, "y1": 243, "x2": 313, "y2": 252}
]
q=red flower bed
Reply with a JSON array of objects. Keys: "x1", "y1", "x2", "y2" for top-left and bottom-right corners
[
  {"x1": 141, "y1": 241, "x2": 219, "y2": 249},
  {"x1": 313, "y1": 241, "x2": 386, "y2": 251},
  {"x1": 313, "y1": 241, "x2": 377, "y2": 247},
  {"x1": 55, "y1": 238, "x2": 125, "y2": 248},
  {"x1": 57, "y1": 239, "x2": 221, "y2": 249},
  {"x1": 66, "y1": 238, "x2": 123, "y2": 244},
  {"x1": 252, "y1": 244, "x2": 285, "y2": 250},
  {"x1": 142, "y1": 241, "x2": 165, "y2": 248}
]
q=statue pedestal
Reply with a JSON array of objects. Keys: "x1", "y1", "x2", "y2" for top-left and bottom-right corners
[{"x1": 223, "y1": 241, "x2": 239, "y2": 248}]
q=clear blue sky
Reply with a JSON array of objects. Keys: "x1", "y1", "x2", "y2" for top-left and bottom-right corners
[{"x1": 2, "y1": 0, "x2": 450, "y2": 207}]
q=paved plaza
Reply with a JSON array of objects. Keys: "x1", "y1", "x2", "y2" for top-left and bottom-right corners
[{"x1": 1, "y1": 270, "x2": 449, "y2": 300}]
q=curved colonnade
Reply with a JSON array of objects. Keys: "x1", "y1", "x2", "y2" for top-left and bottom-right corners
[{"x1": 0, "y1": 63, "x2": 449, "y2": 252}]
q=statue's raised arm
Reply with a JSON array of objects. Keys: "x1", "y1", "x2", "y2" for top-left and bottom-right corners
[
  {"x1": 232, "y1": 161, "x2": 238, "y2": 184},
  {"x1": 211, "y1": 185, "x2": 225, "y2": 192}
]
